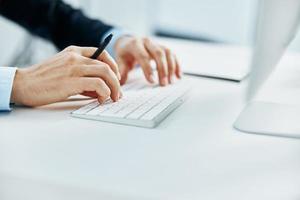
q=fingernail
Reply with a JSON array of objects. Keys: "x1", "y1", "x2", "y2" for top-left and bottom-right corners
[
  {"x1": 149, "y1": 74, "x2": 155, "y2": 83},
  {"x1": 162, "y1": 77, "x2": 168, "y2": 86},
  {"x1": 99, "y1": 98, "x2": 104, "y2": 105},
  {"x1": 117, "y1": 72, "x2": 121, "y2": 80},
  {"x1": 164, "y1": 77, "x2": 168, "y2": 84},
  {"x1": 169, "y1": 76, "x2": 174, "y2": 84}
]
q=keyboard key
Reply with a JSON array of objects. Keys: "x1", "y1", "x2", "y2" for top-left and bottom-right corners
[
  {"x1": 87, "y1": 104, "x2": 108, "y2": 116},
  {"x1": 72, "y1": 101, "x2": 99, "y2": 115},
  {"x1": 71, "y1": 77, "x2": 191, "y2": 128},
  {"x1": 141, "y1": 89, "x2": 186, "y2": 121}
]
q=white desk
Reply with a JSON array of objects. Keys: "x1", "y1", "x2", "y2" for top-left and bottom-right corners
[{"x1": 1, "y1": 41, "x2": 300, "y2": 200}]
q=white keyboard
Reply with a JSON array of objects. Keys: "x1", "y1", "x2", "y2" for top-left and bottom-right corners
[{"x1": 71, "y1": 77, "x2": 191, "y2": 128}]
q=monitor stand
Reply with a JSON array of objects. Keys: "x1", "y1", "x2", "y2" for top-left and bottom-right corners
[{"x1": 234, "y1": 101, "x2": 300, "y2": 138}]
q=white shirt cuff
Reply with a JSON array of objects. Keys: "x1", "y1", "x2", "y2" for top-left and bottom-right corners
[
  {"x1": 0, "y1": 67, "x2": 17, "y2": 111},
  {"x1": 101, "y1": 28, "x2": 130, "y2": 59}
]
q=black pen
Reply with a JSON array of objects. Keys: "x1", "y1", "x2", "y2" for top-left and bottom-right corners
[{"x1": 90, "y1": 34, "x2": 113, "y2": 59}]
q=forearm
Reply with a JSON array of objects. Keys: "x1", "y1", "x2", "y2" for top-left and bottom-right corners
[{"x1": 0, "y1": 0, "x2": 113, "y2": 49}]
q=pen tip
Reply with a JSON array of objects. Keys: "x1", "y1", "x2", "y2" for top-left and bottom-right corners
[{"x1": 107, "y1": 34, "x2": 113, "y2": 40}]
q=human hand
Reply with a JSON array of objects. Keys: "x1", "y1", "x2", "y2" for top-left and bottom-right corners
[
  {"x1": 11, "y1": 46, "x2": 122, "y2": 107},
  {"x1": 114, "y1": 36, "x2": 182, "y2": 86}
]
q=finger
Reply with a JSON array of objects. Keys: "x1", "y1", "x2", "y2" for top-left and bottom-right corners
[
  {"x1": 144, "y1": 39, "x2": 168, "y2": 86},
  {"x1": 64, "y1": 46, "x2": 121, "y2": 80},
  {"x1": 77, "y1": 64, "x2": 121, "y2": 102},
  {"x1": 63, "y1": 45, "x2": 97, "y2": 57},
  {"x1": 64, "y1": 53, "x2": 105, "y2": 67},
  {"x1": 132, "y1": 39, "x2": 155, "y2": 84},
  {"x1": 74, "y1": 77, "x2": 111, "y2": 104},
  {"x1": 164, "y1": 47, "x2": 176, "y2": 84},
  {"x1": 81, "y1": 91, "x2": 98, "y2": 98},
  {"x1": 98, "y1": 50, "x2": 121, "y2": 80},
  {"x1": 116, "y1": 56, "x2": 130, "y2": 85},
  {"x1": 174, "y1": 55, "x2": 182, "y2": 79}
]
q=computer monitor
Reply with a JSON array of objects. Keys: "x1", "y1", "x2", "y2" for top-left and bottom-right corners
[
  {"x1": 234, "y1": 0, "x2": 300, "y2": 137},
  {"x1": 248, "y1": 0, "x2": 300, "y2": 99}
]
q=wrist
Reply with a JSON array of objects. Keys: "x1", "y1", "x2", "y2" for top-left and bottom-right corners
[
  {"x1": 113, "y1": 36, "x2": 136, "y2": 60},
  {"x1": 114, "y1": 35, "x2": 133, "y2": 51},
  {"x1": 11, "y1": 68, "x2": 27, "y2": 105}
]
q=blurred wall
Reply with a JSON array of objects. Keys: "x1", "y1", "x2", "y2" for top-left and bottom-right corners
[
  {"x1": 87, "y1": 0, "x2": 157, "y2": 35},
  {"x1": 0, "y1": 16, "x2": 27, "y2": 66},
  {"x1": 157, "y1": 0, "x2": 258, "y2": 45}
]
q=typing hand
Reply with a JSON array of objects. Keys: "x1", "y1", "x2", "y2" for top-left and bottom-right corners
[
  {"x1": 114, "y1": 36, "x2": 182, "y2": 86},
  {"x1": 11, "y1": 46, "x2": 122, "y2": 107}
]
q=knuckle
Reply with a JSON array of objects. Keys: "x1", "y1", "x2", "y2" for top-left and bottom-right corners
[
  {"x1": 168, "y1": 61, "x2": 175, "y2": 69},
  {"x1": 169, "y1": 66, "x2": 175, "y2": 74},
  {"x1": 164, "y1": 47, "x2": 171, "y2": 54},
  {"x1": 170, "y1": 64, "x2": 176, "y2": 71},
  {"x1": 64, "y1": 45, "x2": 77, "y2": 52},
  {"x1": 154, "y1": 49, "x2": 164, "y2": 57},
  {"x1": 101, "y1": 63, "x2": 111, "y2": 73},
  {"x1": 137, "y1": 52, "x2": 149, "y2": 60},
  {"x1": 89, "y1": 59, "x2": 101, "y2": 65},
  {"x1": 143, "y1": 37, "x2": 151, "y2": 44},
  {"x1": 65, "y1": 52, "x2": 78, "y2": 63},
  {"x1": 102, "y1": 50, "x2": 109, "y2": 56},
  {"x1": 94, "y1": 78, "x2": 104, "y2": 87},
  {"x1": 94, "y1": 79, "x2": 109, "y2": 97},
  {"x1": 98, "y1": 81, "x2": 111, "y2": 96},
  {"x1": 132, "y1": 38, "x2": 140, "y2": 45}
]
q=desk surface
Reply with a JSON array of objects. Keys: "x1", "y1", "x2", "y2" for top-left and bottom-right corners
[{"x1": 1, "y1": 42, "x2": 300, "y2": 200}]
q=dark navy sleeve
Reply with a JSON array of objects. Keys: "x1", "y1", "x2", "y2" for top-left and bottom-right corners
[{"x1": 0, "y1": 0, "x2": 113, "y2": 49}]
